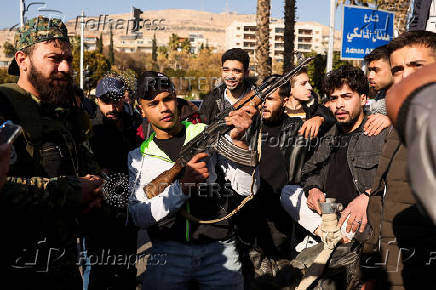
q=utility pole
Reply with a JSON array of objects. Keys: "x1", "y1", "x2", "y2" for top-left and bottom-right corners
[
  {"x1": 80, "y1": 10, "x2": 84, "y2": 89},
  {"x1": 326, "y1": 0, "x2": 336, "y2": 73},
  {"x1": 20, "y1": 0, "x2": 25, "y2": 27}
]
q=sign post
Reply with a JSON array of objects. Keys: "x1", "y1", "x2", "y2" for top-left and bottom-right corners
[{"x1": 341, "y1": 5, "x2": 395, "y2": 60}]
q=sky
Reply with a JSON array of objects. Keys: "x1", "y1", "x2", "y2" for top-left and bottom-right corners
[{"x1": 0, "y1": 0, "x2": 344, "y2": 30}]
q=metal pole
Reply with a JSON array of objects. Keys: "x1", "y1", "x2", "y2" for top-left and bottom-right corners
[
  {"x1": 80, "y1": 10, "x2": 84, "y2": 89},
  {"x1": 326, "y1": 0, "x2": 336, "y2": 72},
  {"x1": 20, "y1": 0, "x2": 25, "y2": 27}
]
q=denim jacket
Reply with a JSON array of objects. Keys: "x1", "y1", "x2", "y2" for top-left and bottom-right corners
[{"x1": 301, "y1": 115, "x2": 388, "y2": 195}]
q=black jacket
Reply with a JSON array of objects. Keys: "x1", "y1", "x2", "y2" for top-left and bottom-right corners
[
  {"x1": 200, "y1": 81, "x2": 255, "y2": 125},
  {"x1": 90, "y1": 110, "x2": 142, "y2": 174},
  {"x1": 253, "y1": 97, "x2": 335, "y2": 184},
  {"x1": 235, "y1": 99, "x2": 335, "y2": 259},
  {"x1": 301, "y1": 115, "x2": 387, "y2": 196}
]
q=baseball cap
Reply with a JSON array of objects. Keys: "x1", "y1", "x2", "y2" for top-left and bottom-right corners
[
  {"x1": 8, "y1": 16, "x2": 69, "y2": 76},
  {"x1": 95, "y1": 77, "x2": 126, "y2": 102},
  {"x1": 137, "y1": 71, "x2": 175, "y2": 100}
]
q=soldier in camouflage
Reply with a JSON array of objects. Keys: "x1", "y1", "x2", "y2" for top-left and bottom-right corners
[{"x1": 0, "y1": 16, "x2": 103, "y2": 290}]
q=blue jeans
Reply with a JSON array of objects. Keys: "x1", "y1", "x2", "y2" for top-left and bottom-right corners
[{"x1": 141, "y1": 239, "x2": 243, "y2": 290}]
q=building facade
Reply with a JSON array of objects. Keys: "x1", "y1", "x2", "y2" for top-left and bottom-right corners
[{"x1": 226, "y1": 20, "x2": 341, "y2": 61}]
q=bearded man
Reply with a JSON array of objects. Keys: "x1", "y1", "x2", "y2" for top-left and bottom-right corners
[{"x1": 0, "y1": 16, "x2": 103, "y2": 290}]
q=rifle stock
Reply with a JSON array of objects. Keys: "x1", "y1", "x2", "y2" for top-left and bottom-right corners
[{"x1": 144, "y1": 160, "x2": 184, "y2": 199}]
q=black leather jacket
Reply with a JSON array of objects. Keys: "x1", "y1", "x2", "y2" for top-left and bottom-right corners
[{"x1": 254, "y1": 98, "x2": 335, "y2": 184}]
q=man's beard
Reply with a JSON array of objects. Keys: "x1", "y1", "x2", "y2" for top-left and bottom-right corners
[
  {"x1": 28, "y1": 63, "x2": 74, "y2": 108},
  {"x1": 337, "y1": 110, "x2": 360, "y2": 131}
]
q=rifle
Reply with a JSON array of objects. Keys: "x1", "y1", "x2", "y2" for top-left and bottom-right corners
[{"x1": 144, "y1": 56, "x2": 315, "y2": 199}]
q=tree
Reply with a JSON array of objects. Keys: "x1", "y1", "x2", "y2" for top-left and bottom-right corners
[
  {"x1": 114, "y1": 50, "x2": 149, "y2": 76},
  {"x1": 158, "y1": 46, "x2": 169, "y2": 59},
  {"x1": 337, "y1": 0, "x2": 410, "y2": 33},
  {"x1": 109, "y1": 26, "x2": 115, "y2": 65},
  {"x1": 96, "y1": 32, "x2": 103, "y2": 54},
  {"x1": 255, "y1": 0, "x2": 271, "y2": 84},
  {"x1": 72, "y1": 50, "x2": 111, "y2": 90},
  {"x1": 169, "y1": 33, "x2": 179, "y2": 51},
  {"x1": 181, "y1": 38, "x2": 192, "y2": 54},
  {"x1": 151, "y1": 33, "x2": 158, "y2": 71},
  {"x1": 3, "y1": 42, "x2": 16, "y2": 58},
  {"x1": 306, "y1": 52, "x2": 349, "y2": 97},
  {"x1": 376, "y1": 0, "x2": 410, "y2": 33},
  {"x1": 0, "y1": 68, "x2": 18, "y2": 84},
  {"x1": 283, "y1": 0, "x2": 296, "y2": 72}
]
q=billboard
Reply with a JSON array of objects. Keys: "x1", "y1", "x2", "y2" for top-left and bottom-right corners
[{"x1": 341, "y1": 5, "x2": 395, "y2": 60}]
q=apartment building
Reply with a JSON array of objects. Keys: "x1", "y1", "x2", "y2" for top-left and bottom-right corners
[{"x1": 226, "y1": 20, "x2": 339, "y2": 61}]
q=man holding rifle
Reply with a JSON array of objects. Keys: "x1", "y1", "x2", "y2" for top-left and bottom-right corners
[{"x1": 128, "y1": 71, "x2": 259, "y2": 290}]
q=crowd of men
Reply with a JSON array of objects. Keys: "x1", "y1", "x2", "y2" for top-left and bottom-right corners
[{"x1": 0, "y1": 15, "x2": 435, "y2": 290}]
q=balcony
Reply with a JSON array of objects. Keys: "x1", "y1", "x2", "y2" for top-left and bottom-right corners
[
  {"x1": 244, "y1": 26, "x2": 256, "y2": 32},
  {"x1": 243, "y1": 34, "x2": 256, "y2": 40},
  {"x1": 298, "y1": 29, "x2": 312, "y2": 36},
  {"x1": 298, "y1": 37, "x2": 312, "y2": 43}
]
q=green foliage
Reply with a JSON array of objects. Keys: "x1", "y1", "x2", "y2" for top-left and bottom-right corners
[
  {"x1": 168, "y1": 33, "x2": 179, "y2": 51},
  {"x1": 306, "y1": 52, "x2": 349, "y2": 97},
  {"x1": 109, "y1": 27, "x2": 114, "y2": 65},
  {"x1": 3, "y1": 42, "x2": 17, "y2": 58},
  {"x1": 96, "y1": 33, "x2": 103, "y2": 54},
  {"x1": 152, "y1": 33, "x2": 158, "y2": 71},
  {"x1": 180, "y1": 38, "x2": 192, "y2": 54},
  {"x1": 158, "y1": 46, "x2": 169, "y2": 59},
  {"x1": 0, "y1": 68, "x2": 18, "y2": 84},
  {"x1": 72, "y1": 50, "x2": 111, "y2": 90}
]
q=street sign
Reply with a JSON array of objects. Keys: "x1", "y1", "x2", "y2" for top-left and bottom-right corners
[{"x1": 341, "y1": 5, "x2": 395, "y2": 60}]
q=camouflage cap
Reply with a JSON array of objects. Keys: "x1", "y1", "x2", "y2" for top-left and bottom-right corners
[{"x1": 8, "y1": 16, "x2": 70, "y2": 76}]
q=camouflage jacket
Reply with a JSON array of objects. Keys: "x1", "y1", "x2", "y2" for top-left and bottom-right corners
[{"x1": 0, "y1": 83, "x2": 99, "y2": 289}]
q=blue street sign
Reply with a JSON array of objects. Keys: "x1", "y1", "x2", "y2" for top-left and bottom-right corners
[{"x1": 341, "y1": 5, "x2": 395, "y2": 60}]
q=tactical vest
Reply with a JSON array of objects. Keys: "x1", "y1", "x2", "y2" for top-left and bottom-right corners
[{"x1": 0, "y1": 83, "x2": 91, "y2": 178}]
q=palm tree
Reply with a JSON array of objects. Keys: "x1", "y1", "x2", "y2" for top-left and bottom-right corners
[
  {"x1": 377, "y1": 0, "x2": 411, "y2": 33},
  {"x1": 338, "y1": 0, "x2": 411, "y2": 33},
  {"x1": 152, "y1": 33, "x2": 158, "y2": 71},
  {"x1": 283, "y1": 0, "x2": 296, "y2": 72},
  {"x1": 255, "y1": 0, "x2": 271, "y2": 84}
]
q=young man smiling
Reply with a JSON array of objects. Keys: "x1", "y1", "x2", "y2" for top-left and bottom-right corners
[
  {"x1": 128, "y1": 71, "x2": 258, "y2": 290},
  {"x1": 200, "y1": 48, "x2": 255, "y2": 124}
]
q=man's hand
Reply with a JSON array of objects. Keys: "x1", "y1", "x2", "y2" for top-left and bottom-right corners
[
  {"x1": 79, "y1": 174, "x2": 104, "y2": 213},
  {"x1": 225, "y1": 105, "x2": 256, "y2": 149},
  {"x1": 299, "y1": 116, "x2": 324, "y2": 139},
  {"x1": 338, "y1": 192, "x2": 370, "y2": 233},
  {"x1": 180, "y1": 152, "x2": 209, "y2": 194},
  {"x1": 0, "y1": 144, "x2": 10, "y2": 189},
  {"x1": 364, "y1": 113, "x2": 391, "y2": 136},
  {"x1": 307, "y1": 188, "x2": 325, "y2": 215}
]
